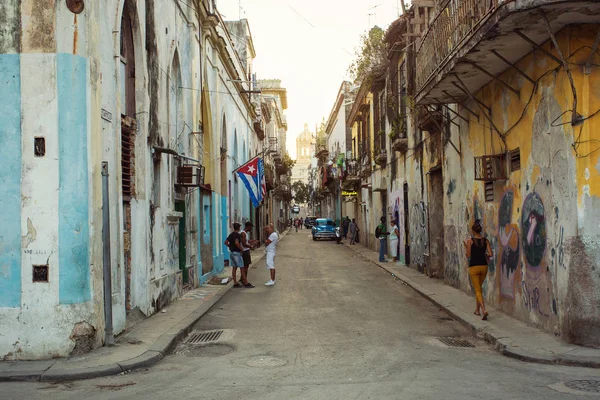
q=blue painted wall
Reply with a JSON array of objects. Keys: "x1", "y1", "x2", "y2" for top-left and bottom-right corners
[
  {"x1": 221, "y1": 195, "x2": 228, "y2": 266},
  {"x1": 57, "y1": 54, "x2": 90, "y2": 304},
  {"x1": 0, "y1": 55, "x2": 22, "y2": 308}
]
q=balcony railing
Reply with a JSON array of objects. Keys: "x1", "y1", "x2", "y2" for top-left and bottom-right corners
[{"x1": 416, "y1": 0, "x2": 498, "y2": 95}]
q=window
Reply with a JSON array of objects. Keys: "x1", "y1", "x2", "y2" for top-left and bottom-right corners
[
  {"x1": 34, "y1": 137, "x2": 45, "y2": 157},
  {"x1": 485, "y1": 181, "x2": 494, "y2": 202},
  {"x1": 510, "y1": 148, "x2": 521, "y2": 172},
  {"x1": 33, "y1": 265, "x2": 49, "y2": 282},
  {"x1": 120, "y1": 8, "x2": 135, "y2": 117},
  {"x1": 153, "y1": 157, "x2": 161, "y2": 206},
  {"x1": 121, "y1": 125, "x2": 134, "y2": 201}
]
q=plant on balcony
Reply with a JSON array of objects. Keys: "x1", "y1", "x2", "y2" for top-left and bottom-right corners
[{"x1": 348, "y1": 26, "x2": 386, "y2": 85}]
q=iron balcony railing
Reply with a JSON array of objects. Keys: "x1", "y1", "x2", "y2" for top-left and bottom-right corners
[{"x1": 416, "y1": 0, "x2": 498, "y2": 95}]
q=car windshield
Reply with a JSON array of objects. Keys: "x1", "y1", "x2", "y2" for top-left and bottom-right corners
[{"x1": 316, "y1": 219, "x2": 334, "y2": 226}]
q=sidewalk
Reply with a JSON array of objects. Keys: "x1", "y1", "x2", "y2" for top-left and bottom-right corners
[
  {"x1": 346, "y1": 241, "x2": 600, "y2": 368},
  {"x1": 0, "y1": 228, "x2": 290, "y2": 382}
]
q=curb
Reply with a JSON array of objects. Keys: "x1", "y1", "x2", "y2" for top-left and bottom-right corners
[
  {"x1": 344, "y1": 243, "x2": 600, "y2": 369},
  {"x1": 1, "y1": 282, "x2": 233, "y2": 382}
]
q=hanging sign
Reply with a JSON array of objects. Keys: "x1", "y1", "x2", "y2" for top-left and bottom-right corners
[{"x1": 342, "y1": 190, "x2": 358, "y2": 197}]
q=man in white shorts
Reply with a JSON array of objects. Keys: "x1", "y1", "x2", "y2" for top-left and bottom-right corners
[{"x1": 264, "y1": 224, "x2": 279, "y2": 286}]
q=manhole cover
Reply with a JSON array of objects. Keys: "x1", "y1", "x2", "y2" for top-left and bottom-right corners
[
  {"x1": 183, "y1": 330, "x2": 224, "y2": 344},
  {"x1": 176, "y1": 343, "x2": 235, "y2": 357},
  {"x1": 437, "y1": 337, "x2": 475, "y2": 348},
  {"x1": 565, "y1": 380, "x2": 600, "y2": 393},
  {"x1": 246, "y1": 356, "x2": 288, "y2": 368}
]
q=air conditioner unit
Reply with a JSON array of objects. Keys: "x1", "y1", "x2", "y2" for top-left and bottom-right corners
[{"x1": 177, "y1": 165, "x2": 205, "y2": 187}]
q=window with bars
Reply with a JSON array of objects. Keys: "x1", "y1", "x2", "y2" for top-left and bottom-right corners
[
  {"x1": 510, "y1": 148, "x2": 521, "y2": 172},
  {"x1": 122, "y1": 125, "x2": 134, "y2": 201},
  {"x1": 485, "y1": 181, "x2": 494, "y2": 202},
  {"x1": 474, "y1": 154, "x2": 506, "y2": 182}
]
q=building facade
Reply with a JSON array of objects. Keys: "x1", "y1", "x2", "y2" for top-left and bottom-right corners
[
  {"x1": 0, "y1": 0, "x2": 275, "y2": 360},
  {"x1": 337, "y1": 0, "x2": 600, "y2": 347}
]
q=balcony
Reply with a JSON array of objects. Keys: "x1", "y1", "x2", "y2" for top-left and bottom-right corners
[
  {"x1": 414, "y1": 0, "x2": 600, "y2": 105},
  {"x1": 343, "y1": 160, "x2": 361, "y2": 185}
]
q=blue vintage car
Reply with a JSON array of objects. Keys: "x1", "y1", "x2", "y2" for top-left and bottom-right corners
[{"x1": 312, "y1": 218, "x2": 336, "y2": 241}]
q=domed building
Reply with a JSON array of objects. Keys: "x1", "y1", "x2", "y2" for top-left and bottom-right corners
[{"x1": 291, "y1": 124, "x2": 314, "y2": 185}]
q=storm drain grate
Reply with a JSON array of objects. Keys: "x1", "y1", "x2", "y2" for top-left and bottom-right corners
[
  {"x1": 437, "y1": 337, "x2": 475, "y2": 348},
  {"x1": 183, "y1": 330, "x2": 224, "y2": 345},
  {"x1": 176, "y1": 343, "x2": 235, "y2": 357},
  {"x1": 565, "y1": 380, "x2": 600, "y2": 393}
]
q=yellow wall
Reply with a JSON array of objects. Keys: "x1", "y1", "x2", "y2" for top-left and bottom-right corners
[{"x1": 444, "y1": 25, "x2": 600, "y2": 343}]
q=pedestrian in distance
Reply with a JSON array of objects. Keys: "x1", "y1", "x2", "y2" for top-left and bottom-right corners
[
  {"x1": 376, "y1": 217, "x2": 390, "y2": 262},
  {"x1": 342, "y1": 216, "x2": 350, "y2": 239},
  {"x1": 264, "y1": 224, "x2": 279, "y2": 286},
  {"x1": 224, "y1": 223, "x2": 245, "y2": 288},
  {"x1": 349, "y1": 218, "x2": 359, "y2": 245},
  {"x1": 389, "y1": 219, "x2": 400, "y2": 262},
  {"x1": 241, "y1": 221, "x2": 259, "y2": 288},
  {"x1": 464, "y1": 219, "x2": 492, "y2": 320},
  {"x1": 295, "y1": 218, "x2": 299, "y2": 232}
]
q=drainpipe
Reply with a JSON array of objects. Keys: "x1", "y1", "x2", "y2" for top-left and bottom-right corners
[{"x1": 101, "y1": 162, "x2": 114, "y2": 346}]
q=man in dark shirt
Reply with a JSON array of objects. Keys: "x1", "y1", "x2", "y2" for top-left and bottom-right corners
[
  {"x1": 225, "y1": 223, "x2": 245, "y2": 287},
  {"x1": 342, "y1": 216, "x2": 350, "y2": 239}
]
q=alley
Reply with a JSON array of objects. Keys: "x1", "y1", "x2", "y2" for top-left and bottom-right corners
[{"x1": 3, "y1": 230, "x2": 600, "y2": 399}]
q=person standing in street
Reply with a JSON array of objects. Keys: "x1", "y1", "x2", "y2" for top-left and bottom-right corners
[
  {"x1": 389, "y1": 219, "x2": 400, "y2": 262},
  {"x1": 240, "y1": 221, "x2": 259, "y2": 288},
  {"x1": 264, "y1": 224, "x2": 279, "y2": 286},
  {"x1": 342, "y1": 216, "x2": 350, "y2": 239},
  {"x1": 464, "y1": 219, "x2": 492, "y2": 320},
  {"x1": 224, "y1": 223, "x2": 245, "y2": 288},
  {"x1": 376, "y1": 217, "x2": 390, "y2": 262},
  {"x1": 349, "y1": 218, "x2": 359, "y2": 245}
]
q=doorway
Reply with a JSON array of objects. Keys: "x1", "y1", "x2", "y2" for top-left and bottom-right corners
[
  {"x1": 175, "y1": 201, "x2": 187, "y2": 284},
  {"x1": 428, "y1": 169, "x2": 444, "y2": 278}
]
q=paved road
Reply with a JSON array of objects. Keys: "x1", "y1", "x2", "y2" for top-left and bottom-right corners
[{"x1": 3, "y1": 229, "x2": 600, "y2": 399}]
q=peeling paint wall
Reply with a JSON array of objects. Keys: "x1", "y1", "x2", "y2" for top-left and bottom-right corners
[
  {"x1": 435, "y1": 25, "x2": 600, "y2": 346},
  {"x1": 0, "y1": 0, "x2": 207, "y2": 360}
]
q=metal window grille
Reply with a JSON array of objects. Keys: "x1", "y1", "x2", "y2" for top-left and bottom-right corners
[
  {"x1": 474, "y1": 154, "x2": 506, "y2": 181},
  {"x1": 510, "y1": 148, "x2": 521, "y2": 172},
  {"x1": 485, "y1": 181, "x2": 494, "y2": 202}
]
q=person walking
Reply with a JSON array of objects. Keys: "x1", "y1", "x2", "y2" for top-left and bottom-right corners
[
  {"x1": 342, "y1": 216, "x2": 350, "y2": 239},
  {"x1": 224, "y1": 223, "x2": 245, "y2": 288},
  {"x1": 389, "y1": 219, "x2": 400, "y2": 262},
  {"x1": 376, "y1": 217, "x2": 390, "y2": 262},
  {"x1": 240, "y1": 221, "x2": 259, "y2": 288},
  {"x1": 349, "y1": 218, "x2": 359, "y2": 245},
  {"x1": 464, "y1": 219, "x2": 492, "y2": 320},
  {"x1": 295, "y1": 218, "x2": 299, "y2": 232},
  {"x1": 264, "y1": 224, "x2": 279, "y2": 286}
]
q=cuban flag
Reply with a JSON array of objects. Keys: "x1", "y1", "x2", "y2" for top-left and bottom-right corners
[{"x1": 236, "y1": 157, "x2": 264, "y2": 207}]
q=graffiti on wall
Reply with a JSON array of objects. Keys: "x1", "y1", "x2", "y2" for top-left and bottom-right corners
[
  {"x1": 498, "y1": 190, "x2": 521, "y2": 299},
  {"x1": 410, "y1": 201, "x2": 428, "y2": 267},
  {"x1": 520, "y1": 192, "x2": 551, "y2": 317},
  {"x1": 389, "y1": 190, "x2": 406, "y2": 263}
]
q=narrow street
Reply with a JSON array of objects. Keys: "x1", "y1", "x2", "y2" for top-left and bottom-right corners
[{"x1": 3, "y1": 230, "x2": 599, "y2": 399}]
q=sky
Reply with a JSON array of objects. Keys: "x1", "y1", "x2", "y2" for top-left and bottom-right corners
[{"x1": 217, "y1": 0, "x2": 407, "y2": 159}]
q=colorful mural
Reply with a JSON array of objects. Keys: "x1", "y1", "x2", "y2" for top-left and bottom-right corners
[
  {"x1": 389, "y1": 189, "x2": 406, "y2": 263},
  {"x1": 498, "y1": 190, "x2": 520, "y2": 299}
]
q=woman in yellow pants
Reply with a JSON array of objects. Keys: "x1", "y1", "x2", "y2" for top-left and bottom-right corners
[{"x1": 464, "y1": 220, "x2": 492, "y2": 320}]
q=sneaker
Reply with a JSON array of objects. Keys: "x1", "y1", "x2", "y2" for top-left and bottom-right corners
[
  {"x1": 244, "y1": 283, "x2": 255, "y2": 288},
  {"x1": 265, "y1": 280, "x2": 276, "y2": 286}
]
